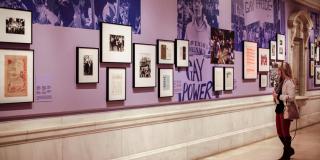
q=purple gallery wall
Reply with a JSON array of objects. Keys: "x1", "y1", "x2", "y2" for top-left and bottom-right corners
[
  {"x1": 284, "y1": 1, "x2": 320, "y2": 90},
  {"x1": 0, "y1": 0, "x2": 319, "y2": 121}
]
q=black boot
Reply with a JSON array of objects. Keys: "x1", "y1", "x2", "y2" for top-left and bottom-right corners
[
  {"x1": 278, "y1": 137, "x2": 287, "y2": 160},
  {"x1": 285, "y1": 136, "x2": 295, "y2": 158}
]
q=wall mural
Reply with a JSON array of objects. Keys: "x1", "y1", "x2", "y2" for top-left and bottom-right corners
[
  {"x1": 0, "y1": 0, "x2": 141, "y2": 34},
  {"x1": 232, "y1": 0, "x2": 285, "y2": 51}
]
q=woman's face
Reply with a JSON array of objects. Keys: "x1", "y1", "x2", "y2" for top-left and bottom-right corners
[
  {"x1": 277, "y1": 68, "x2": 282, "y2": 78},
  {"x1": 193, "y1": 0, "x2": 203, "y2": 18}
]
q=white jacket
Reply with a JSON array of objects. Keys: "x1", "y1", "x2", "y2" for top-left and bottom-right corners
[{"x1": 279, "y1": 79, "x2": 296, "y2": 102}]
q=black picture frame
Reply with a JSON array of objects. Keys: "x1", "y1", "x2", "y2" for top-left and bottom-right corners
[
  {"x1": 133, "y1": 43, "x2": 156, "y2": 88},
  {"x1": 224, "y1": 67, "x2": 234, "y2": 91},
  {"x1": 259, "y1": 74, "x2": 268, "y2": 88},
  {"x1": 175, "y1": 39, "x2": 189, "y2": 67},
  {"x1": 157, "y1": 39, "x2": 175, "y2": 64},
  {"x1": 310, "y1": 42, "x2": 315, "y2": 60},
  {"x1": 0, "y1": 48, "x2": 34, "y2": 104},
  {"x1": 315, "y1": 66, "x2": 320, "y2": 86},
  {"x1": 100, "y1": 22, "x2": 132, "y2": 63},
  {"x1": 276, "y1": 34, "x2": 286, "y2": 61},
  {"x1": 0, "y1": 7, "x2": 33, "y2": 44},
  {"x1": 107, "y1": 67, "x2": 126, "y2": 101},
  {"x1": 76, "y1": 47, "x2": 99, "y2": 84},
  {"x1": 269, "y1": 40, "x2": 276, "y2": 60},
  {"x1": 158, "y1": 68, "x2": 174, "y2": 98}
]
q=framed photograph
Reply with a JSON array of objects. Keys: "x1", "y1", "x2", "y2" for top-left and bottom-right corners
[
  {"x1": 100, "y1": 22, "x2": 132, "y2": 63},
  {"x1": 224, "y1": 67, "x2": 234, "y2": 91},
  {"x1": 175, "y1": 39, "x2": 189, "y2": 67},
  {"x1": 213, "y1": 67, "x2": 224, "y2": 91},
  {"x1": 0, "y1": 49, "x2": 34, "y2": 104},
  {"x1": 76, "y1": 47, "x2": 99, "y2": 84},
  {"x1": 315, "y1": 66, "x2": 320, "y2": 86},
  {"x1": 157, "y1": 40, "x2": 174, "y2": 64},
  {"x1": 0, "y1": 8, "x2": 32, "y2": 44},
  {"x1": 133, "y1": 43, "x2": 156, "y2": 88},
  {"x1": 210, "y1": 28, "x2": 235, "y2": 64},
  {"x1": 310, "y1": 42, "x2": 315, "y2": 59},
  {"x1": 316, "y1": 47, "x2": 320, "y2": 62},
  {"x1": 270, "y1": 41, "x2": 276, "y2": 60},
  {"x1": 158, "y1": 68, "x2": 174, "y2": 97},
  {"x1": 260, "y1": 74, "x2": 268, "y2": 88},
  {"x1": 243, "y1": 41, "x2": 258, "y2": 79},
  {"x1": 107, "y1": 68, "x2": 126, "y2": 101},
  {"x1": 310, "y1": 60, "x2": 315, "y2": 77},
  {"x1": 277, "y1": 34, "x2": 286, "y2": 61},
  {"x1": 258, "y1": 48, "x2": 270, "y2": 72}
]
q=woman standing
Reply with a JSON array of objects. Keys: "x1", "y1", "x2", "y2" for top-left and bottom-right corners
[{"x1": 272, "y1": 62, "x2": 296, "y2": 160}]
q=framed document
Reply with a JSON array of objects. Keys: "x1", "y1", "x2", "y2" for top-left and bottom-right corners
[
  {"x1": 260, "y1": 74, "x2": 268, "y2": 88},
  {"x1": 133, "y1": 43, "x2": 156, "y2": 88},
  {"x1": 213, "y1": 67, "x2": 224, "y2": 91},
  {"x1": 270, "y1": 41, "x2": 276, "y2": 60},
  {"x1": 224, "y1": 67, "x2": 234, "y2": 91},
  {"x1": 258, "y1": 48, "x2": 270, "y2": 72},
  {"x1": 158, "y1": 68, "x2": 174, "y2": 97},
  {"x1": 157, "y1": 40, "x2": 174, "y2": 64},
  {"x1": 0, "y1": 7, "x2": 32, "y2": 44},
  {"x1": 76, "y1": 47, "x2": 99, "y2": 84},
  {"x1": 310, "y1": 61, "x2": 315, "y2": 78},
  {"x1": 315, "y1": 66, "x2": 320, "y2": 85},
  {"x1": 107, "y1": 68, "x2": 126, "y2": 101},
  {"x1": 243, "y1": 41, "x2": 258, "y2": 79},
  {"x1": 100, "y1": 22, "x2": 132, "y2": 63},
  {"x1": 310, "y1": 42, "x2": 315, "y2": 60},
  {"x1": 0, "y1": 49, "x2": 34, "y2": 104},
  {"x1": 277, "y1": 34, "x2": 285, "y2": 61},
  {"x1": 175, "y1": 39, "x2": 189, "y2": 67}
]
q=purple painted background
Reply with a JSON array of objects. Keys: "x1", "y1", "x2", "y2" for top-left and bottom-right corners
[{"x1": 0, "y1": 0, "x2": 319, "y2": 120}]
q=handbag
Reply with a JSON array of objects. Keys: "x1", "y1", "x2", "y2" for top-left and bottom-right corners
[{"x1": 283, "y1": 100, "x2": 300, "y2": 120}]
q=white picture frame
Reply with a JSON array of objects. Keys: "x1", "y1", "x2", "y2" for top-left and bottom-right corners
[
  {"x1": 107, "y1": 68, "x2": 126, "y2": 101},
  {"x1": 158, "y1": 68, "x2": 173, "y2": 97},
  {"x1": 76, "y1": 47, "x2": 99, "y2": 84},
  {"x1": 213, "y1": 67, "x2": 224, "y2": 91},
  {"x1": 100, "y1": 22, "x2": 132, "y2": 63},
  {"x1": 133, "y1": 43, "x2": 156, "y2": 88},
  {"x1": 0, "y1": 49, "x2": 34, "y2": 104},
  {"x1": 175, "y1": 39, "x2": 189, "y2": 67},
  {"x1": 157, "y1": 40, "x2": 174, "y2": 64},
  {"x1": 258, "y1": 48, "x2": 270, "y2": 72},
  {"x1": 277, "y1": 34, "x2": 286, "y2": 61},
  {"x1": 224, "y1": 67, "x2": 234, "y2": 91},
  {"x1": 243, "y1": 41, "x2": 258, "y2": 79},
  {"x1": 0, "y1": 7, "x2": 32, "y2": 44},
  {"x1": 270, "y1": 41, "x2": 276, "y2": 60},
  {"x1": 260, "y1": 74, "x2": 268, "y2": 88}
]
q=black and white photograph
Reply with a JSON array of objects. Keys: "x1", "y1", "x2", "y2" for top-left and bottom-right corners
[
  {"x1": 76, "y1": 47, "x2": 99, "y2": 84},
  {"x1": 101, "y1": 22, "x2": 132, "y2": 63},
  {"x1": 310, "y1": 42, "x2": 315, "y2": 60},
  {"x1": 224, "y1": 67, "x2": 234, "y2": 91},
  {"x1": 6, "y1": 17, "x2": 25, "y2": 34},
  {"x1": 109, "y1": 34, "x2": 125, "y2": 52},
  {"x1": 277, "y1": 34, "x2": 286, "y2": 61},
  {"x1": 210, "y1": 28, "x2": 235, "y2": 64},
  {"x1": 213, "y1": 67, "x2": 224, "y2": 91},
  {"x1": 157, "y1": 40, "x2": 174, "y2": 64},
  {"x1": 158, "y1": 68, "x2": 174, "y2": 98},
  {"x1": 270, "y1": 41, "x2": 277, "y2": 60},
  {"x1": 133, "y1": 44, "x2": 156, "y2": 88},
  {"x1": 139, "y1": 57, "x2": 151, "y2": 78},
  {"x1": 260, "y1": 74, "x2": 268, "y2": 88},
  {"x1": 0, "y1": 8, "x2": 32, "y2": 43},
  {"x1": 315, "y1": 66, "x2": 320, "y2": 85},
  {"x1": 175, "y1": 39, "x2": 189, "y2": 67},
  {"x1": 107, "y1": 68, "x2": 126, "y2": 101}
]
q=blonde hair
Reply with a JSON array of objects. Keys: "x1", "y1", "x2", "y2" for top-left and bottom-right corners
[{"x1": 279, "y1": 62, "x2": 293, "y2": 79}]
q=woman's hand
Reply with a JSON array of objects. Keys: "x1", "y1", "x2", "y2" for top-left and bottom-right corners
[{"x1": 272, "y1": 91, "x2": 278, "y2": 99}]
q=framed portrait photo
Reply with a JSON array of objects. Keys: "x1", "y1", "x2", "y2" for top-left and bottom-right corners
[
  {"x1": 243, "y1": 41, "x2": 258, "y2": 79},
  {"x1": 0, "y1": 8, "x2": 32, "y2": 44},
  {"x1": 107, "y1": 68, "x2": 126, "y2": 101},
  {"x1": 310, "y1": 42, "x2": 315, "y2": 60},
  {"x1": 133, "y1": 43, "x2": 156, "y2": 88},
  {"x1": 157, "y1": 40, "x2": 174, "y2": 64},
  {"x1": 310, "y1": 60, "x2": 315, "y2": 77},
  {"x1": 76, "y1": 47, "x2": 99, "y2": 84},
  {"x1": 0, "y1": 49, "x2": 34, "y2": 104},
  {"x1": 260, "y1": 74, "x2": 268, "y2": 88},
  {"x1": 158, "y1": 68, "x2": 173, "y2": 98},
  {"x1": 175, "y1": 39, "x2": 189, "y2": 67},
  {"x1": 258, "y1": 48, "x2": 270, "y2": 72},
  {"x1": 224, "y1": 67, "x2": 234, "y2": 91},
  {"x1": 315, "y1": 66, "x2": 320, "y2": 86},
  {"x1": 270, "y1": 41, "x2": 276, "y2": 60},
  {"x1": 213, "y1": 67, "x2": 224, "y2": 91},
  {"x1": 277, "y1": 34, "x2": 286, "y2": 61},
  {"x1": 100, "y1": 22, "x2": 132, "y2": 63}
]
